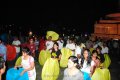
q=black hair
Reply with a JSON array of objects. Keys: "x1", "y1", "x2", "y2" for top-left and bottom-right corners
[
  {"x1": 96, "y1": 46, "x2": 102, "y2": 51},
  {"x1": 22, "y1": 47, "x2": 31, "y2": 55},
  {"x1": 97, "y1": 54, "x2": 105, "y2": 63},
  {"x1": 53, "y1": 42, "x2": 59, "y2": 47},
  {"x1": 68, "y1": 56, "x2": 81, "y2": 69},
  {"x1": 81, "y1": 49, "x2": 91, "y2": 66},
  {"x1": 76, "y1": 40, "x2": 82, "y2": 46},
  {"x1": 0, "y1": 56, "x2": 5, "y2": 69},
  {"x1": 48, "y1": 36, "x2": 52, "y2": 39},
  {"x1": 92, "y1": 50, "x2": 98, "y2": 56},
  {"x1": 29, "y1": 37, "x2": 35, "y2": 41}
]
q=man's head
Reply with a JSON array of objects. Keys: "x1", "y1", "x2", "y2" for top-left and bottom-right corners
[{"x1": 48, "y1": 36, "x2": 52, "y2": 41}]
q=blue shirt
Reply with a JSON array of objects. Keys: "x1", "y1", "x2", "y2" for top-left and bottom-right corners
[{"x1": 0, "y1": 43, "x2": 7, "y2": 61}]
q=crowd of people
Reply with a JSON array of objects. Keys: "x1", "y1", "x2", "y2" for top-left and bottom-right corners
[{"x1": 0, "y1": 31, "x2": 120, "y2": 80}]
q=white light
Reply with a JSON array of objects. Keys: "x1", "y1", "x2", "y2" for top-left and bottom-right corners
[{"x1": 29, "y1": 31, "x2": 32, "y2": 36}]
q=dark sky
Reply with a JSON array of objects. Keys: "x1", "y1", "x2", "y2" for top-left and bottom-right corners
[{"x1": 0, "y1": 0, "x2": 119, "y2": 34}]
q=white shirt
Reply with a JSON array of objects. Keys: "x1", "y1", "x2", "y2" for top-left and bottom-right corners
[
  {"x1": 75, "y1": 46, "x2": 81, "y2": 57},
  {"x1": 12, "y1": 40, "x2": 21, "y2": 53},
  {"x1": 91, "y1": 60, "x2": 95, "y2": 67},
  {"x1": 46, "y1": 40, "x2": 54, "y2": 50},
  {"x1": 75, "y1": 46, "x2": 82, "y2": 64},
  {"x1": 21, "y1": 56, "x2": 36, "y2": 80},
  {"x1": 80, "y1": 43, "x2": 86, "y2": 49},
  {"x1": 81, "y1": 60, "x2": 92, "y2": 74},
  {"x1": 66, "y1": 43, "x2": 76, "y2": 50},
  {"x1": 57, "y1": 40, "x2": 64, "y2": 49},
  {"x1": 101, "y1": 46, "x2": 109, "y2": 54},
  {"x1": 66, "y1": 43, "x2": 76, "y2": 55}
]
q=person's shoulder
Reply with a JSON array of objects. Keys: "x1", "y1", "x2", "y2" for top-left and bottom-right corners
[
  {"x1": 30, "y1": 56, "x2": 34, "y2": 59},
  {"x1": 64, "y1": 68, "x2": 68, "y2": 73},
  {"x1": 29, "y1": 56, "x2": 34, "y2": 61},
  {"x1": 77, "y1": 70, "x2": 84, "y2": 79}
]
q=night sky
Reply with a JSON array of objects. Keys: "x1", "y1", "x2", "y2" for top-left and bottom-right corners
[{"x1": 0, "y1": 0, "x2": 118, "y2": 35}]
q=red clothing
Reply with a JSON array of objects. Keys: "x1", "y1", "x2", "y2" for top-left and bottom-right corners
[
  {"x1": 27, "y1": 43, "x2": 36, "y2": 54},
  {"x1": 39, "y1": 39, "x2": 46, "y2": 51},
  {"x1": 6, "y1": 45, "x2": 16, "y2": 61}
]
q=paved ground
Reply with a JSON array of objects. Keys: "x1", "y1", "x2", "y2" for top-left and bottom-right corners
[{"x1": 6, "y1": 54, "x2": 120, "y2": 80}]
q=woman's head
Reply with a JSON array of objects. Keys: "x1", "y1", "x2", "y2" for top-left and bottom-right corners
[
  {"x1": 92, "y1": 50, "x2": 98, "y2": 61},
  {"x1": 95, "y1": 54, "x2": 105, "y2": 67},
  {"x1": 96, "y1": 46, "x2": 102, "y2": 54},
  {"x1": 29, "y1": 37, "x2": 35, "y2": 44},
  {"x1": 22, "y1": 47, "x2": 31, "y2": 56},
  {"x1": 83, "y1": 49, "x2": 91, "y2": 60},
  {"x1": 68, "y1": 56, "x2": 80, "y2": 69},
  {"x1": 53, "y1": 42, "x2": 59, "y2": 49},
  {"x1": 81, "y1": 49, "x2": 91, "y2": 66},
  {"x1": 48, "y1": 36, "x2": 52, "y2": 41}
]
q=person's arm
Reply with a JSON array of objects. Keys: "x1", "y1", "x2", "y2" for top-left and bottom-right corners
[
  {"x1": 20, "y1": 57, "x2": 35, "y2": 76},
  {"x1": 90, "y1": 61, "x2": 96, "y2": 76},
  {"x1": 58, "y1": 54, "x2": 62, "y2": 60},
  {"x1": 0, "y1": 63, "x2": 6, "y2": 75},
  {"x1": 76, "y1": 47, "x2": 81, "y2": 59},
  {"x1": 14, "y1": 64, "x2": 23, "y2": 69},
  {"x1": 0, "y1": 63, "x2": 6, "y2": 80},
  {"x1": 90, "y1": 65, "x2": 96, "y2": 77}
]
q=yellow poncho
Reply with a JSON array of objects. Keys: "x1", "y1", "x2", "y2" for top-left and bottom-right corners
[
  {"x1": 46, "y1": 31, "x2": 59, "y2": 41},
  {"x1": 39, "y1": 50, "x2": 51, "y2": 66},
  {"x1": 103, "y1": 54, "x2": 111, "y2": 68},
  {"x1": 91, "y1": 68, "x2": 111, "y2": 80},
  {"x1": 15, "y1": 56, "x2": 22, "y2": 66},
  {"x1": 41, "y1": 58, "x2": 60, "y2": 80},
  {"x1": 89, "y1": 48, "x2": 94, "y2": 54},
  {"x1": 60, "y1": 48, "x2": 72, "y2": 68}
]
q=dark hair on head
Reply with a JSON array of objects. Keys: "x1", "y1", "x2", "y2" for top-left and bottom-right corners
[
  {"x1": 29, "y1": 37, "x2": 35, "y2": 41},
  {"x1": 92, "y1": 50, "x2": 98, "y2": 56},
  {"x1": 0, "y1": 56, "x2": 5, "y2": 69},
  {"x1": 48, "y1": 36, "x2": 52, "y2": 39},
  {"x1": 76, "y1": 40, "x2": 82, "y2": 46},
  {"x1": 96, "y1": 46, "x2": 102, "y2": 51},
  {"x1": 97, "y1": 54, "x2": 105, "y2": 63},
  {"x1": 69, "y1": 37, "x2": 75, "y2": 41},
  {"x1": 81, "y1": 49, "x2": 91, "y2": 66},
  {"x1": 68, "y1": 56, "x2": 81, "y2": 69},
  {"x1": 53, "y1": 42, "x2": 59, "y2": 46},
  {"x1": 22, "y1": 47, "x2": 31, "y2": 55}
]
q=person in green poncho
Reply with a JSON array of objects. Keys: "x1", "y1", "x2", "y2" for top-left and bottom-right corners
[
  {"x1": 91, "y1": 54, "x2": 110, "y2": 80},
  {"x1": 41, "y1": 42, "x2": 60, "y2": 80},
  {"x1": 90, "y1": 50, "x2": 98, "y2": 76},
  {"x1": 51, "y1": 42, "x2": 62, "y2": 61}
]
